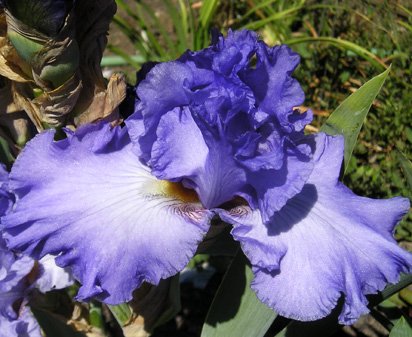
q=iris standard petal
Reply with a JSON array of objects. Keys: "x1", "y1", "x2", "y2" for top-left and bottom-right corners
[
  {"x1": 127, "y1": 31, "x2": 313, "y2": 212},
  {"x1": 239, "y1": 43, "x2": 304, "y2": 123},
  {"x1": 220, "y1": 134, "x2": 411, "y2": 324},
  {"x1": 150, "y1": 106, "x2": 208, "y2": 180},
  {"x1": 2, "y1": 122, "x2": 213, "y2": 304},
  {"x1": 127, "y1": 61, "x2": 204, "y2": 164},
  {"x1": 151, "y1": 106, "x2": 248, "y2": 208}
]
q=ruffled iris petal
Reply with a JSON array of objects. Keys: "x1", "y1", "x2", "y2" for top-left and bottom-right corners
[
  {"x1": 247, "y1": 138, "x2": 315, "y2": 222},
  {"x1": 150, "y1": 106, "x2": 246, "y2": 208},
  {"x1": 0, "y1": 164, "x2": 13, "y2": 216},
  {"x1": 220, "y1": 134, "x2": 412, "y2": 324},
  {"x1": 128, "y1": 61, "x2": 203, "y2": 163},
  {"x1": 127, "y1": 31, "x2": 312, "y2": 213},
  {"x1": 0, "y1": 237, "x2": 33, "y2": 320},
  {"x1": 150, "y1": 106, "x2": 209, "y2": 181},
  {"x1": 239, "y1": 43, "x2": 304, "y2": 123},
  {"x1": 35, "y1": 255, "x2": 74, "y2": 293},
  {"x1": 3, "y1": 123, "x2": 213, "y2": 304},
  {"x1": 0, "y1": 305, "x2": 41, "y2": 337}
]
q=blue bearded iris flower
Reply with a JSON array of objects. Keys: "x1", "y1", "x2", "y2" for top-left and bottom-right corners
[{"x1": 2, "y1": 30, "x2": 411, "y2": 325}]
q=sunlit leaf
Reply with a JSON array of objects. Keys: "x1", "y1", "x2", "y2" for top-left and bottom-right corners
[
  {"x1": 163, "y1": 0, "x2": 188, "y2": 53},
  {"x1": 101, "y1": 54, "x2": 146, "y2": 68},
  {"x1": 201, "y1": 250, "x2": 277, "y2": 337},
  {"x1": 320, "y1": 66, "x2": 391, "y2": 174},
  {"x1": 240, "y1": 0, "x2": 282, "y2": 21},
  {"x1": 138, "y1": 1, "x2": 178, "y2": 55},
  {"x1": 389, "y1": 316, "x2": 412, "y2": 337},
  {"x1": 108, "y1": 303, "x2": 132, "y2": 327}
]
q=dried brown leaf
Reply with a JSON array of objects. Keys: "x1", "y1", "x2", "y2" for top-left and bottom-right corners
[
  {"x1": 73, "y1": 73, "x2": 126, "y2": 126},
  {"x1": 0, "y1": 80, "x2": 33, "y2": 146},
  {"x1": 12, "y1": 72, "x2": 82, "y2": 130}
]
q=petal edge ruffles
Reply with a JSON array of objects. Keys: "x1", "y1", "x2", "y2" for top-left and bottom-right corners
[
  {"x1": 2, "y1": 123, "x2": 213, "y2": 304},
  {"x1": 220, "y1": 134, "x2": 412, "y2": 324}
]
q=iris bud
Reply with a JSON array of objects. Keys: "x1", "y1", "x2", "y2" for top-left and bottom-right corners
[
  {"x1": 3, "y1": 0, "x2": 79, "y2": 89},
  {"x1": 5, "y1": 0, "x2": 69, "y2": 36},
  {"x1": 0, "y1": 0, "x2": 124, "y2": 130}
]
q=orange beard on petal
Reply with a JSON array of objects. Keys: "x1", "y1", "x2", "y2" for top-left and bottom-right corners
[{"x1": 158, "y1": 180, "x2": 200, "y2": 203}]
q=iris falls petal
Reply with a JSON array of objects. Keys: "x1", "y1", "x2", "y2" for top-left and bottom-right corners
[
  {"x1": 35, "y1": 254, "x2": 74, "y2": 293},
  {"x1": 2, "y1": 123, "x2": 213, "y2": 304},
  {"x1": 0, "y1": 305, "x2": 41, "y2": 337},
  {"x1": 0, "y1": 164, "x2": 13, "y2": 216},
  {"x1": 0, "y1": 238, "x2": 34, "y2": 321},
  {"x1": 220, "y1": 133, "x2": 412, "y2": 324}
]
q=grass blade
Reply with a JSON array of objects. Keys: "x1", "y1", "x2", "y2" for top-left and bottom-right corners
[
  {"x1": 389, "y1": 316, "x2": 412, "y2": 337},
  {"x1": 111, "y1": 15, "x2": 149, "y2": 57},
  {"x1": 163, "y1": 0, "x2": 189, "y2": 53},
  {"x1": 101, "y1": 54, "x2": 146, "y2": 67},
  {"x1": 106, "y1": 45, "x2": 145, "y2": 69},
  {"x1": 284, "y1": 36, "x2": 387, "y2": 70},
  {"x1": 240, "y1": 0, "x2": 281, "y2": 21},
  {"x1": 242, "y1": 1, "x2": 305, "y2": 30},
  {"x1": 199, "y1": 0, "x2": 220, "y2": 28},
  {"x1": 138, "y1": 1, "x2": 179, "y2": 56}
]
